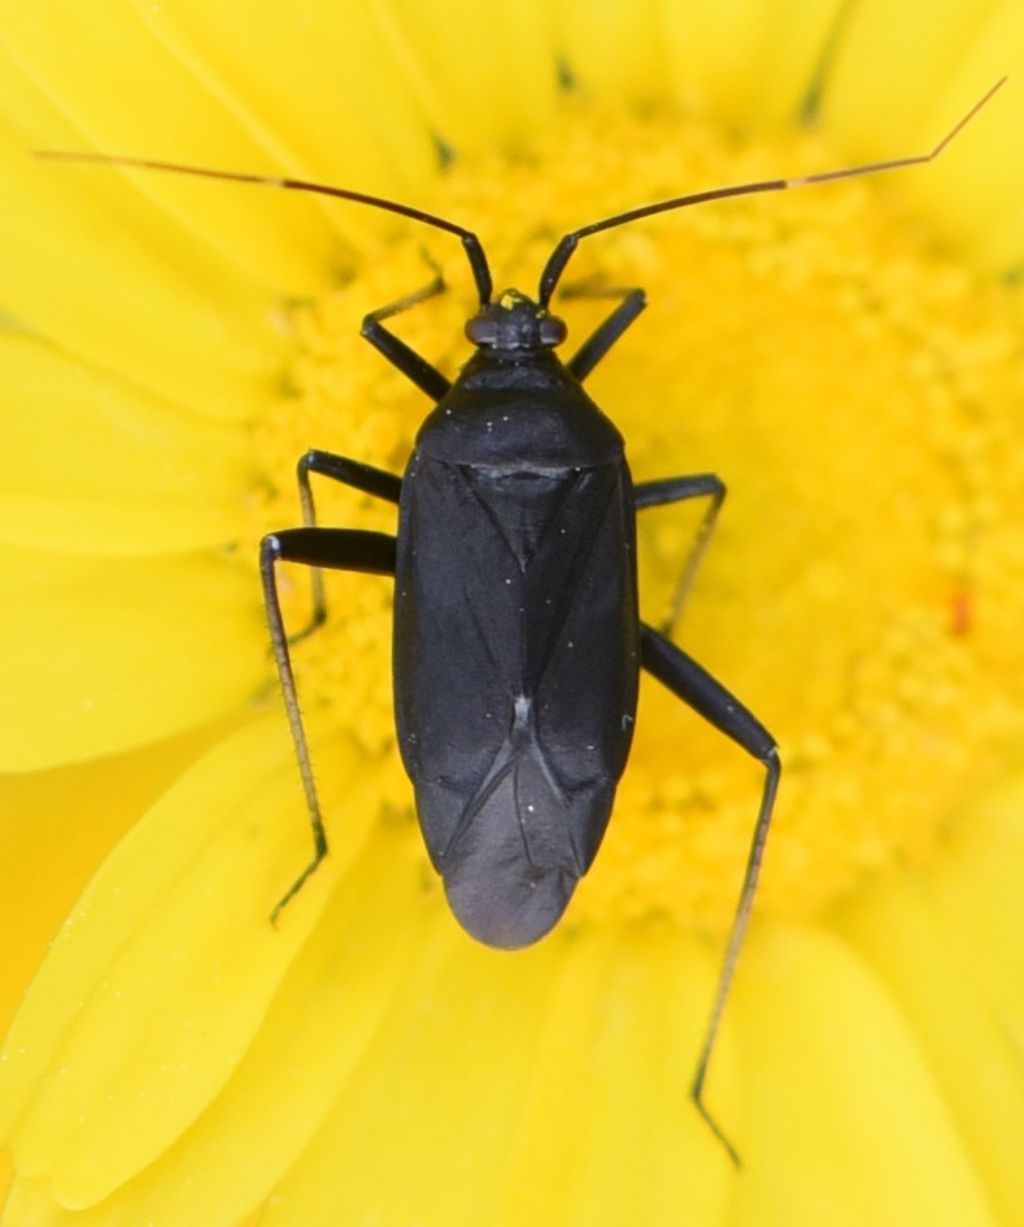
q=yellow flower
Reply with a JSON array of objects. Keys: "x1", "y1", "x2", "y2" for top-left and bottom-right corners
[{"x1": 2, "y1": 3, "x2": 1024, "y2": 1225}]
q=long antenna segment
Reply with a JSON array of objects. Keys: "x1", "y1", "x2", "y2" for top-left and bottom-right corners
[
  {"x1": 537, "y1": 76, "x2": 1007, "y2": 304},
  {"x1": 33, "y1": 148, "x2": 494, "y2": 306}
]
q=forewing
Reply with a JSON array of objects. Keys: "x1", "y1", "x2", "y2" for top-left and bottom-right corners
[
  {"x1": 526, "y1": 464, "x2": 639, "y2": 868},
  {"x1": 393, "y1": 454, "x2": 638, "y2": 888},
  {"x1": 393, "y1": 455, "x2": 528, "y2": 862}
]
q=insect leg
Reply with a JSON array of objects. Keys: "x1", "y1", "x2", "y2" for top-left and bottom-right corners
[
  {"x1": 561, "y1": 282, "x2": 647, "y2": 381},
  {"x1": 635, "y1": 473, "x2": 726, "y2": 634},
  {"x1": 640, "y1": 623, "x2": 780, "y2": 1166},
  {"x1": 292, "y1": 450, "x2": 402, "y2": 641},
  {"x1": 361, "y1": 262, "x2": 452, "y2": 401},
  {"x1": 261, "y1": 526, "x2": 396, "y2": 922}
]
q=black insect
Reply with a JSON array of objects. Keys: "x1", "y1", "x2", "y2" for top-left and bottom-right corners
[{"x1": 39, "y1": 77, "x2": 1003, "y2": 1163}]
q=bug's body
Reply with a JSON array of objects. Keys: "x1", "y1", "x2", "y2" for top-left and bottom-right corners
[{"x1": 394, "y1": 340, "x2": 638, "y2": 947}]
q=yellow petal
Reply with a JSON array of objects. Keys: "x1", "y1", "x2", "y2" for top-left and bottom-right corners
[
  {"x1": 12, "y1": 822, "x2": 423, "y2": 1227},
  {"x1": 374, "y1": 0, "x2": 559, "y2": 153},
  {"x1": 557, "y1": 0, "x2": 670, "y2": 105},
  {"x1": 263, "y1": 916, "x2": 558, "y2": 1227},
  {"x1": 0, "y1": 545, "x2": 265, "y2": 769},
  {"x1": 0, "y1": 42, "x2": 279, "y2": 422},
  {"x1": 0, "y1": 0, "x2": 341, "y2": 294},
  {"x1": 823, "y1": 0, "x2": 1003, "y2": 155},
  {"x1": 926, "y1": 775, "x2": 1024, "y2": 1078},
  {"x1": 0, "y1": 334, "x2": 250, "y2": 556},
  {"x1": 663, "y1": 0, "x2": 843, "y2": 127},
  {"x1": 2, "y1": 717, "x2": 378, "y2": 1208},
  {"x1": 0, "y1": 718, "x2": 236, "y2": 1041},
  {"x1": 822, "y1": 0, "x2": 1024, "y2": 268},
  {"x1": 1, "y1": 1177, "x2": 53, "y2": 1227},
  {"x1": 139, "y1": 0, "x2": 439, "y2": 234},
  {"x1": 836, "y1": 872, "x2": 1024, "y2": 1226},
  {"x1": 495, "y1": 928, "x2": 733, "y2": 1227},
  {"x1": 266, "y1": 925, "x2": 732, "y2": 1227},
  {"x1": 731, "y1": 924, "x2": 994, "y2": 1227},
  {"x1": 903, "y1": 13, "x2": 1024, "y2": 270}
]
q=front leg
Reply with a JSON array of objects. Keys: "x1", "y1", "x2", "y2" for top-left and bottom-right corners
[
  {"x1": 559, "y1": 280, "x2": 647, "y2": 382},
  {"x1": 360, "y1": 264, "x2": 451, "y2": 401}
]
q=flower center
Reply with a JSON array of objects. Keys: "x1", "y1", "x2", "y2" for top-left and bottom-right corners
[{"x1": 256, "y1": 104, "x2": 1024, "y2": 934}]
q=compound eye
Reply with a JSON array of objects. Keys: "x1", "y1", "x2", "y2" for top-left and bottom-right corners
[
  {"x1": 466, "y1": 316, "x2": 499, "y2": 345},
  {"x1": 539, "y1": 316, "x2": 567, "y2": 346}
]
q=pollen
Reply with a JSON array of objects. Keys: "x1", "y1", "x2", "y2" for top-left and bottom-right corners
[{"x1": 252, "y1": 104, "x2": 1024, "y2": 934}]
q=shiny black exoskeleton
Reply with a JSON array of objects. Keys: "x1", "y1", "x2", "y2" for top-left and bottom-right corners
[{"x1": 396, "y1": 292, "x2": 637, "y2": 947}]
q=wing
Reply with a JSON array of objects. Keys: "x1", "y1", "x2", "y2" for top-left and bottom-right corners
[{"x1": 393, "y1": 453, "x2": 639, "y2": 946}]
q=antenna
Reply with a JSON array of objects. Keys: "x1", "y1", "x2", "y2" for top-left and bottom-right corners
[
  {"x1": 33, "y1": 149, "x2": 494, "y2": 305},
  {"x1": 538, "y1": 76, "x2": 1007, "y2": 305}
]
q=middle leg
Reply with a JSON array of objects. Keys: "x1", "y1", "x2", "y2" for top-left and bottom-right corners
[
  {"x1": 292, "y1": 449, "x2": 402, "y2": 639},
  {"x1": 635, "y1": 472, "x2": 726, "y2": 634}
]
